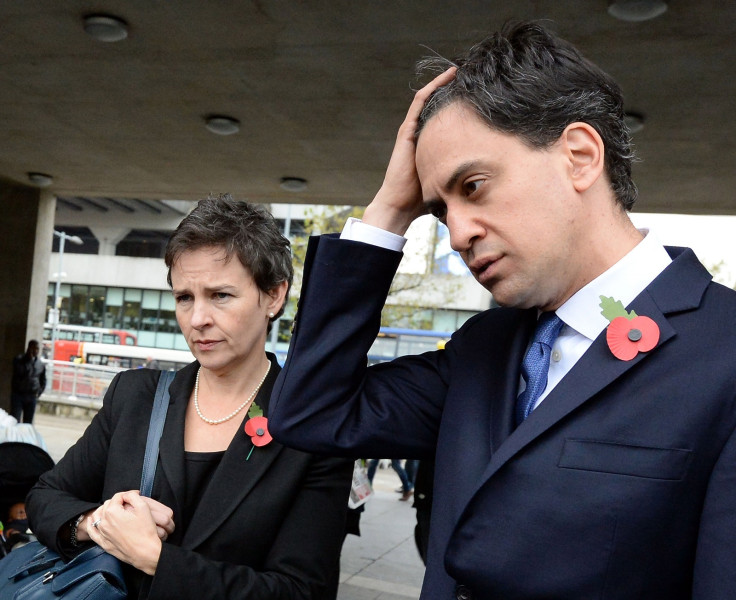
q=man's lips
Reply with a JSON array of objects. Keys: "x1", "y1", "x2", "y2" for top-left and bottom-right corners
[{"x1": 468, "y1": 256, "x2": 501, "y2": 283}]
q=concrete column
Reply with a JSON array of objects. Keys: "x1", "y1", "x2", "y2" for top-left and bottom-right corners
[
  {"x1": 30, "y1": 191, "x2": 55, "y2": 334},
  {"x1": 0, "y1": 178, "x2": 55, "y2": 412},
  {"x1": 88, "y1": 225, "x2": 130, "y2": 256}
]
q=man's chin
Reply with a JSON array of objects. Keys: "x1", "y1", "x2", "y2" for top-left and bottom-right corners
[{"x1": 482, "y1": 283, "x2": 537, "y2": 310}]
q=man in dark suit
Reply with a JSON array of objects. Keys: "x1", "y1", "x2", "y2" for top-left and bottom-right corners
[{"x1": 269, "y1": 21, "x2": 736, "y2": 599}]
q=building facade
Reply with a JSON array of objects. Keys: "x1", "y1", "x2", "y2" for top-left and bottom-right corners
[{"x1": 49, "y1": 200, "x2": 491, "y2": 352}]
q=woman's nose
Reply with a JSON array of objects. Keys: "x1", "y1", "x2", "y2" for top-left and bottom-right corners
[{"x1": 190, "y1": 300, "x2": 212, "y2": 329}]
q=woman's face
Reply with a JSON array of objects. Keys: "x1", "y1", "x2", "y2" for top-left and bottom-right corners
[{"x1": 170, "y1": 246, "x2": 286, "y2": 375}]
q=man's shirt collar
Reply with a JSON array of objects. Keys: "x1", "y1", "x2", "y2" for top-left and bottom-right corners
[{"x1": 557, "y1": 229, "x2": 672, "y2": 341}]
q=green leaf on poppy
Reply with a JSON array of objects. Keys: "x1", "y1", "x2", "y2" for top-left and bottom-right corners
[
  {"x1": 248, "y1": 402, "x2": 263, "y2": 419},
  {"x1": 599, "y1": 295, "x2": 637, "y2": 322}
]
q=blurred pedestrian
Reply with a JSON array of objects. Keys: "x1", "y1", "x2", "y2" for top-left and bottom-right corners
[
  {"x1": 367, "y1": 459, "x2": 414, "y2": 501},
  {"x1": 10, "y1": 340, "x2": 45, "y2": 424}
]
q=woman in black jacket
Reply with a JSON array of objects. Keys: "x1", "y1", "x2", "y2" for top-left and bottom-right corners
[{"x1": 27, "y1": 195, "x2": 352, "y2": 599}]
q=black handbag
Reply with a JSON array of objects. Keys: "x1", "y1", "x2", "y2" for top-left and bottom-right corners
[{"x1": 0, "y1": 370, "x2": 175, "y2": 599}]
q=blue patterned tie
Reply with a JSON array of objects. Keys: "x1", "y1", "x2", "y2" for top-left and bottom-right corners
[{"x1": 515, "y1": 312, "x2": 564, "y2": 426}]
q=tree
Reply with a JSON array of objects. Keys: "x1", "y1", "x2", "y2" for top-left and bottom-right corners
[
  {"x1": 706, "y1": 260, "x2": 736, "y2": 290},
  {"x1": 284, "y1": 205, "x2": 465, "y2": 331}
]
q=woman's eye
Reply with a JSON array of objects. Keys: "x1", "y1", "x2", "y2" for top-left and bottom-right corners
[{"x1": 214, "y1": 292, "x2": 230, "y2": 300}]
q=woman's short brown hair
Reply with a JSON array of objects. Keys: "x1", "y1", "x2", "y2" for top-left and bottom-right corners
[{"x1": 164, "y1": 194, "x2": 293, "y2": 321}]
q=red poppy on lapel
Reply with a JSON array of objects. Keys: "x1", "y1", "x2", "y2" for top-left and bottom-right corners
[
  {"x1": 245, "y1": 416, "x2": 272, "y2": 447},
  {"x1": 605, "y1": 315, "x2": 660, "y2": 361}
]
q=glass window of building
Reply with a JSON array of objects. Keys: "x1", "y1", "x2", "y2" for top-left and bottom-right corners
[
  {"x1": 88, "y1": 286, "x2": 106, "y2": 327},
  {"x1": 105, "y1": 288, "x2": 124, "y2": 328},
  {"x1": 141, "y1": 290, "x2": 161, "y2": 331},
  {"x1": 157, "y1": 292, "x2": 178, "y2": 333},
  {"x1": 56, "y1": 283, "x2": 71, "y2": 322},
  {"x1": 432, "y1": 309, "x2": 458, "y2": 333},
  {"x1": 123, "y1": 289, "x2": 142, "y2": 331},
  {"x1": 69, "y1": 284, "x2": 90, "y2": 325},
  {"x1": 46, "y1": 282, "x2": 71, "y2": 321},
  {"x1": 116, "y1": 230, "x2": 172, "y2": 258}
]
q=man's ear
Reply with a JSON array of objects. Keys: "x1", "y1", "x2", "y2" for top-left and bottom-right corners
[{"x1": 561, "y1": 122, "x2": 605, "y2": 193}]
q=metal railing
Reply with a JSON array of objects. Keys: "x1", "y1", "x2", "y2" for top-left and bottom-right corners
[{"x1": 40, "y1": 361, "x2": 123, "y2": 411}]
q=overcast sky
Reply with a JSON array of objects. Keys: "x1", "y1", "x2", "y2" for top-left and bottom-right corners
[
  {"x1": 630, "y1": 213, "x2": 736, "y2": 288},
  {"x1": 403, "y1": 211, "x2": 736, "y2": 289}
]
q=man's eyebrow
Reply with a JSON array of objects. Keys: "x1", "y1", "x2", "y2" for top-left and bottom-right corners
[
  {"x1": 422, "y1": 160, "x2": 483, "y2": 212},
  {"x1": 422, "y1": 160, "x2": 481, "y2": 213},
  {"x1": 443, "y1": 160, "x2": 482, "y2": 192}
]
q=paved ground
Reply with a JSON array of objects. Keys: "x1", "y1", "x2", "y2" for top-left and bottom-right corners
[{"x1": 32, "y1": 413, "x2": 427, "y2": 599}]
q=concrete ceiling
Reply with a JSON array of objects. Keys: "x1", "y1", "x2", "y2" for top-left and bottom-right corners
[{"x1": 1, "y1": 1, "x2": 734, "y2": 215}]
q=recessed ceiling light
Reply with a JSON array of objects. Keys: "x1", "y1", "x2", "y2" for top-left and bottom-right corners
[
  {"x1": 27, "y1": 172, "x2": 54, "y2": 187},
  {"x1": 624, "y1": 112, "x2": 645, "y2": 133},
  {"x1": 280, "y1": 177, "x2": 308, "y2": 192},
  {"x1": 83, "y1": 14, "x2": 129, "y2": 42},
  {"x1": 608, "y1": 1, "x2": 668, "y2": 22},
  {"x1": 205, "y1": 116, "x2": 240, "y2": 135}
]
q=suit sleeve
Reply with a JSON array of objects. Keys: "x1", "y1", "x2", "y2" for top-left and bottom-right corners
[
  {"x1": 692, "y1": 421, "x2": 736, "y2": 598},
  {"x1": 270, "y1": 234, "x2": 450, "y2": 459},
  {"x1": 26, "y1": 372, "x2": 127, "y2": 559},
  {"x1": 149, "y1": 455, "x2": 352, "y2": 600}
]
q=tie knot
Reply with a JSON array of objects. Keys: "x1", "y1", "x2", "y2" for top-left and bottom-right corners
[{"x1": 533, "y1": 312, "x2": 564, "y2": 348}]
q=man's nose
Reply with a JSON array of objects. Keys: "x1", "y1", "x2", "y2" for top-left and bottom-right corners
[{"x1": 447, "y1": 207, "x2": 482, "y2": 253}]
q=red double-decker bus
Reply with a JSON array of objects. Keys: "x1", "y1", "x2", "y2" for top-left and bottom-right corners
[
  {"x1": 78, "y1": 342, "x2": 194, "y2": 371},
  {"x1": 42, "y1": 324, "x2": 137, "y2": 362}
]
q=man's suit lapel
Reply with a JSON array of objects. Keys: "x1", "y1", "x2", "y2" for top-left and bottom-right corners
[
  {"x1": 476, "y1": 246, "x2": 711, "y2": 490},
  {"x1": 181, "y1": 366, "x2": 283, "y2": 549},
  {"x1": 430, "y1": 308, "x2": 533, "y2": 547},
  {"x1": 488, "y1": 309, "x2": 537, "y2": 453}
]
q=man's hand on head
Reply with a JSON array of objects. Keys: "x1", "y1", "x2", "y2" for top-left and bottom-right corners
[{"x1": 363, "y1": 67, "x2": 456, "y2": 236}]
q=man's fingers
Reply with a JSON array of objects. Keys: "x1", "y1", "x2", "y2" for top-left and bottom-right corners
[
  {"x1": 407, "y1": 66, "x2": 457, "y2": 119},
  {"x1": 418, "y1": 66, "x2": 457, "y2": 101}
]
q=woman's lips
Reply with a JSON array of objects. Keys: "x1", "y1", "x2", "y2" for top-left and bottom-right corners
[{"x1": 195, "y1": 340, "x2": 220, "y2": 351}]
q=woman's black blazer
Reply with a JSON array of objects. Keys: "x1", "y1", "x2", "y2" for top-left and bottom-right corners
[{"x1": 27, "y1": 356, "x2": 352, "y2": 600}]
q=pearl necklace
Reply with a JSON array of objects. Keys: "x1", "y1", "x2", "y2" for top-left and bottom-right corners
[{"x1": 193, "y1": 363, "x2": 271, "y2": 425}]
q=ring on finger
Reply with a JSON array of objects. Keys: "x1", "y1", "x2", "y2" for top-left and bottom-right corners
[{"x1": 92, "y1": 519, "x2": 102, "y2": 528}]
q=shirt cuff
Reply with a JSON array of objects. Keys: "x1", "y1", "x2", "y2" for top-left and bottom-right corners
[{"x1": 340, "y1": 217, "x2": 407, "y2": 252}]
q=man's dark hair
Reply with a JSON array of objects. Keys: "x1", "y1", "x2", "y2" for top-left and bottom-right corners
[
  {"x1": 164, "y1": 194, "x2": 293, "y2": 321},
  {"x1": 417, "y1": 21, "x2": 637, "y2": 210}
]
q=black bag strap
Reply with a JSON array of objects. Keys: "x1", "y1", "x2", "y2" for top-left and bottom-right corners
[{"x1": 140, "y1": 370, "x2": 176, "y2": 497}]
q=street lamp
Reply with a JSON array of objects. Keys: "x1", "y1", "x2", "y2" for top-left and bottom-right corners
[{"x1": 49, "y1": 231, "x2": 83, "y2": 367}]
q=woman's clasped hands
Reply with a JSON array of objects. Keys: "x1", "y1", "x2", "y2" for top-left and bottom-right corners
[{"x1": 86, "y1": 491, "x2": 175, "y2": 575}]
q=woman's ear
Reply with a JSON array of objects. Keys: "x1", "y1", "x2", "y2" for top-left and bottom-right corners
[
  {"x1": 561, "y1": 122, "x2": 605, "y2": 193},
  {"x1": 266, "y1": 280, "x2": 289, "y2": 317}
]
